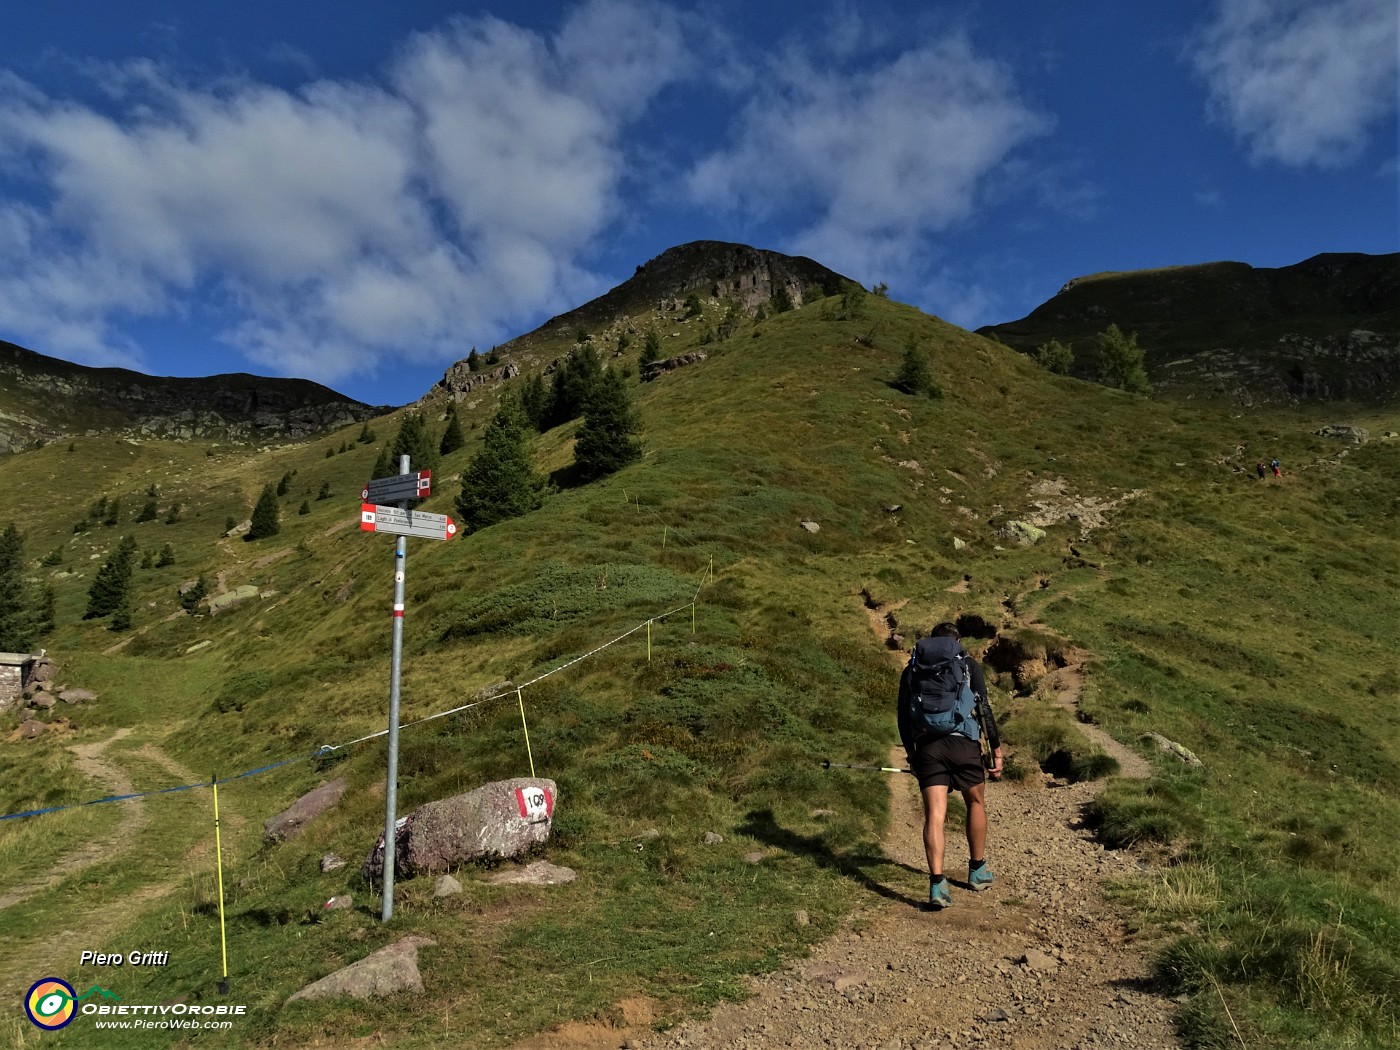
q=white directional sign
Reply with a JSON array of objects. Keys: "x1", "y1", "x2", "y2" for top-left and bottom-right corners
[
  {"x1": 363, "y1": 470, "x2": 432, "y2": 504},
  {"x1": 359, "y1": 503, "x2": 458, "y2": 541}
]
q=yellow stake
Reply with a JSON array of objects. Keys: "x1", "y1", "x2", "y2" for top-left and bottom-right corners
[
  {"x1": 212, "y1": 775, "x2": 229, "y2": 988},
  {"x1": 662, "y1": 524, "x2": 668, "y2": 548},
  {"x1": 517, "y1": 688, "x2": 536, "y2": 778},
  {"x1": 691, "y1": 602, "x2": 696, "y2": 634},
  {"x1": 647, "y1": 620, "x2": 652, "y2": 662}
]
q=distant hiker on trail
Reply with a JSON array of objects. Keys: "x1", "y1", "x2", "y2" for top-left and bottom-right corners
[
  {"x1": 1271, "y1": 459, "x2": 1281, "y2": 477},
  {"x1": 898, "y1": 622, "x2": 1003, "y2": 911},
  {"x1": 1256, "y1": 462, "x2": 1267, "y2": 480}
]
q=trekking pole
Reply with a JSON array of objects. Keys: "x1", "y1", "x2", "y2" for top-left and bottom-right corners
[{"x1": 821, "y1": 759, "x2": 913, "y2": 775}]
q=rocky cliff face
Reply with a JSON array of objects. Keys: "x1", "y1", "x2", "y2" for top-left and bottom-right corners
[
  {"x1": 978, "y1": 252, "x2": 1400, "y2": 404},
  {"x1": 0, "y1": 341, "x2": 379, "y2": 452}
]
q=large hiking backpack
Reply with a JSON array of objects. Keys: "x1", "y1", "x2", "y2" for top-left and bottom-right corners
[{"x1": 907, "y1": 636, "x2": 980, "y2": 742}]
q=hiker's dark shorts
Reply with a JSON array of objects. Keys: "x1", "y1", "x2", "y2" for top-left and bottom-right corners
[{"x1": 911, "y1": 735, "x2": 984, "y2": 791}]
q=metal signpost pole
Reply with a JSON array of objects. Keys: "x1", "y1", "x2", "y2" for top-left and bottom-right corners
[{"x1": 381, "y1": 455, "x2": 410, "y2": 923}]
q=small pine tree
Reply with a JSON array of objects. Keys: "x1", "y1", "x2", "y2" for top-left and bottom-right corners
[
  {"x1": 641, "y1": 329, "x2": 662, "y2": 367},
  {"x1": 317, "y1": 480, "x2": 331, "y2": 501},
  {"x1": 548, "y1": 345, "x2": 602, "y2": 427},
  {"x1": 390, "y1": 413, "x2": 440, "y2": 476},
  {"x1": 135, "y1": 497, "x2": 159, "y2": 523},
  {"x1": 486, "y1": 348, "x2": 500, "y2": 365},
  {"x1": 617, "y1": 331, "x2": 631, "y2": 353},
  {"x1": 103, "y1": 498, "x2": 121, "y2": 526},
  {"x1": 180, "y1": 575, "x2": 208, "y2": 614},
  {"x1": 466, "y1": 348, "x2": 481, "y2": 373},
  {"x1": 439, "y1": 405, "x2": 466, "y2": 455},
  {"x1": 91, "y1": 496, "x2": 108, "y2": 521},
  {"x1": 1096, "y1": 325, "x2": 1151, "y2": 394},
  {"x1": 895, "y1": 341, "x2": 940, "y2": 397},
  {"x1": 140, "y1": 549, "x2": 155, "y2": 569},
  {"x1": 455, "y1": 402, "x2": 546, "y2": 530},
  {"x1": 110, "y1": 591, "x2": 133, "y2": 632},
  {"x1": 357, "y1": 422, "x2": 376, "y2": 444},
  {"x1": 770, "y1": 285, "x2": 794, "y2": 314},
  {"x1": 838, "y1": 283, "x2": 868, "y2": 320},
  {"x1": 157, "y1": 543, "x2": 175, "y2": 567},
  {"x1": 277, "y1": 471, "x2": 292, "y2": 496},
  {"x1": 371, "y1": 444, "x2": 394, "y2": 480},
  {"x1": 872, "y1": 281, "x2": 890, "y2": 298},
  {"x1": 325, "y1": 447, "x2": 335, "y2": 459},
  {"x1": 35, "y1": 584, "x2": 55, "y2": 636},
  {"x1": 573, "y1": 368, "x2": 642, "y2": 482},
  {"x1": 41, "y1": 547, "x2": 64, "y2": 567},
  {"x1": 683, "y1": 294, "x2": 704, "y2": 319},
  {"x1": 520, "y1": 373, "x2": 551, "y2": 431},
  {"x1": 1035, "y1": 339, "x2": 1074, "y2": 375},
  {"x1": 246, "y1": 485, "x2": 281, "y2": 541},
  {"x1": 164, "y1": 502, "x2": 181, "y2": 524},
  {"x1": 298, "y1": 500, "x2": 310, "y2": 515},
  {"x1": 84, "y1": 535, "x2": 138, "y2": 619},
  {"x1": 0, "y1": 523, "x2": 37, "y2": 650}
]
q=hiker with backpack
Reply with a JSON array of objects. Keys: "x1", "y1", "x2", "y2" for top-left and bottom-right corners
[{"x1": 898, "y1": 622, "x2": 1003, "y2": 910}]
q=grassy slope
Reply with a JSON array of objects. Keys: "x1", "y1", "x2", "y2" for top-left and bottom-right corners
[{"x1": 0, "y1": 292, "x2": 1397, "y2": 1048}]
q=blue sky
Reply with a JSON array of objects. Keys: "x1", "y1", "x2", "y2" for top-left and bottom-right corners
[{"x1": 0, "y1": 0, "x2": 1395, "y2": 406}]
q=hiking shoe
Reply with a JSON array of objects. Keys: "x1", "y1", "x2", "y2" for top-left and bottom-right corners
[
  {"x1": 928, "y1": 880, "x2": 953, "y2": 910},
  {"x1": 968, "y1": 863, "x2": 995, "y2": 892}
]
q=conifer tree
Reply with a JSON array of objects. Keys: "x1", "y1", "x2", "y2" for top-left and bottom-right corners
[
  {"x1": 103, "y1": 498, "x2": 121, "y2": 526},
  {"x1": 110, "y1": 590, "x2": 133, "y2": 632},
  {"x1": 246, "y1": 484, "x2": 281, "y2": 541},
  {"x1": 466, "y1": 347, "x2": 481, "y2": 373},
  {"x1": 164, "y1": 502, "x2": 181, "y2": 524},
  {"x1": 371, "y1": 444, "x2": 393, "y2": 480},
  {"x1": 520, "y1": 373, "x2": 550, "y2": 431},
  {"x1": 439, "y1": 405, "x2": 466, "y2": 455},
  {"x1": 157, "y1": 543, "x2": 175, "y2": 567},
  {"x1": 390, "y1": 413, "x2": 439, "y2": 475},
  {"x1": 180, "y1": 575, "x2": 208, "y2": 614},
  {"x1": 0, "y1": 523, "x2": 37, "y2": 650},
  {"x1": 277, "y1": 471, "x2": 292, "y2": 496},
  {"x1": 35, "y1": 584, "x2": 55, "y2": 637},
  {"x1": 456, "y1": 402, "x2": 545, "y2": 530},
  {"x1": 357, "y1": 422, "x2": 376, "y2": 444},
  {"x1": 84, "y1": 535, "x2": 138, "y2": 619},
  {"x1": 135, "y1": 496, "x2": 159, "y2": 522},
  {"x1": 573, "y1": 368, "x2": 642, "y2": 482},
  {"x1": 298, "y1": 500, "x2": 311, "y2": 515},
  {"x1": 548, "y1": 344, "x2": 602, "y2": 427},
  {"x1": 894, "y1": 341, "x2": 940, "y2": 397},
  {"x1": 641, "y1": 329, "x2": 662, "y2": 366},
  {"x1": 317, "y1": 480, "x2": 331, "y2": 500}
]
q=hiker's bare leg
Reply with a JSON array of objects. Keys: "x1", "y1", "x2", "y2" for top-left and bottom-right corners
[
  {"x1": 963, "y1": 783, "x2": 987, "y2": 861},
  {"x1": 921, "y1": 785, "x2": 949, "y2": 875}
]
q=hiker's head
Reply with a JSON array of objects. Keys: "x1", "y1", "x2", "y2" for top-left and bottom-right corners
[{"x1": 928, "y1": 622, "x2": 960, "y2": 640}]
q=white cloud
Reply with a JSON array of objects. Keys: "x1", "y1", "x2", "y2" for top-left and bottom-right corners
[
  {"x1": 688, "y1": 34, "x2": 1049, "y2": 284},
  {"x1": 1192, "y1": 0, "x2": 1399, "y2": 167},
  {"x1": 0, "y1": 0, "x2": 688, "y2": 386}
]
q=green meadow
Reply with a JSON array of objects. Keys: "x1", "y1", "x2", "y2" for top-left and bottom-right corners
[{"x1": 1, "y1": 290, "x2": 1396, "y2": 1048}]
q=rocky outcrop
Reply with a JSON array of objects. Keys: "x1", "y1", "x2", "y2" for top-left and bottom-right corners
[
  {"x1": 1315, "y1": 423, "x2": 1369, "y2": 444},
  {"x1": 362, "y1": 778, "x2": 556, "y2": 880},
  {"x1": 0, "y1": 340, "x2": 379, "y2": 452},
  {"x1": 437, "y1": 360, "x2": 521, "y2": 399},
  {"x1": 642, "y1": 351, "x2": 707, "y2": 382}
]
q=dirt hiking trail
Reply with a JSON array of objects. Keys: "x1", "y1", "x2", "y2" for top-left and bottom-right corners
[{"x1": 517, "y1": 608, "x2": 1180, "y2": 1050}]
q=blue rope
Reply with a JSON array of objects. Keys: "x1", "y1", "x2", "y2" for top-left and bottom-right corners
[{"x1": 0, "y1": 747, "x2": 331, "y2": 823}]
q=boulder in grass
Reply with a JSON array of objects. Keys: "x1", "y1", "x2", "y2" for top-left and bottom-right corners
[
  {"x1": 362, "y1": 778, "x2": 556, "y2": 880},
  {"x1": 58, "y1": 688, "x2": 96, "y2": 704},
  {"x1": 19, "y1": 719, "x2": 47, "y2": 739},
  {"x1": 263, "y1": 777, "x2": 348, "y2": 844},
  {"x1": 998, "y1": 520, "x2": 1047, "y2": 547},
  {"x1": 287, "y1": 936, "x2": 434, "y2": 1002}
]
